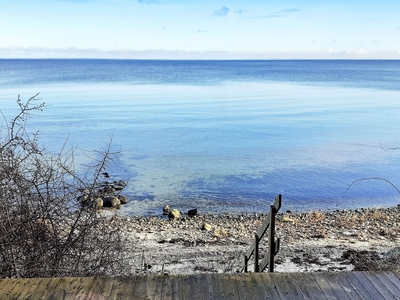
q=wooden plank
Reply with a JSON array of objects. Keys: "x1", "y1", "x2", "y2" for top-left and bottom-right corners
[
  {"x1": 319, "y1": 272, "x2": 351, "y2": 300},
  {"x1": 374, "y1": 272, "x2": 400, "y2": 297},
  {"x1": 259, "y1": 273, "x2": 283, "y2": 300},
  {"x1": 4, "y1": 271, "x2": 400, "y2": 299},
  {"x1": 0, "y1": 278, "x2": 12, "y2": 293},
  {"x1": 115, "y1": 276, "x2": 138, "y2": 300},
  {"x1": 257, "y1": 211, "x2": 271, "y2": 240},
  {"x1": 229, "y1": 274, "x2": 246, "y2": 300},
  {"x1": 363, "y1": 272, "x2": 396, "y2": 300},
  {"x1": 30, "y1": 278, "x2": 57, "y2": 299},
  {"x1": 0, "y1": 279, "x2": 7, "y2": 291},
  {"x1": 351, "y1": 272, "x2": 385, "y2": 300},
  {"x1": 290, "y1": 273, "x2": 317, "y2": 300},
  {"x1": 246, "y1": 239, "x2": 256, "y2": 259},
  {"x1": 249, "y1": 273, "x2": 272, "y2": 299},
  {"x1": 341, "y1": 272, "x2": 376, "y2": 300},
  {"x1": 259, "y1": 249, "x2": 270, "y2": 273},
  {"x1": 270, "y1": 272, "x2": 294, "y2": 300},
  {"x1": 88, "y1": 277, "x2": 119, "y2": 300},
  {"x1": 279, "y1": 273, "x2": 306, "y2": 300},
  {"x1": 238, "y1": 273, "x2": 261, "y2": 300},
  {"x1": 313, "y1": 272, "x2": 344, "y2": 300},
  {"x1": 382, "y1": 272, "x2": 400, "y2": 292},
  {"x1": 219, "y1": 273, "x2": 237, "y2": 299},
  {"x1": 236, "y1": 273, "x2": 265, "y2": 299},
  {"x1": 70, "y1": 277, "x2": 95, "y2": 299},
  {"x1": 160, "y1": 275, "x2": 179, "y2": 300},
  {"x1": 297, "y1": 273, "x2": 327, "y2": 300},
  {"x1": 329, "y1": 272, "x2": 363, "y2": 300},
  {"x1": 130, "y1": 275, "x2": 150, "y2": 299},
  {"x1": 0, "y1": 278, "x2": 20, "y2": 298},
  {"x1": 172, "y1": 274, "x2": 183, "y2": 300},
  {"x1": 181, "y1": 274, "x2": 211, "y2": 300},
  {"x1": 47, "y1": 277, "x2": 74, "y2": 300},
  {"x1": 210, "y1": 273, "x2": 235, "y2": 299},
  {"x1": 207, "y1": 273, "x2": 226, "y2": 300},
  {"x1": 142, "y1": 274, "x2": 164, "y2": 300},
  {"x1": 4, "y1": 278, "x2": 34, "y2": 299},
  {"x1": 274, "y1": 194, "x2": 282, "y2": 212},
  {"x1": 10, "y1": 278, "x2": 45, "y2": 300}
]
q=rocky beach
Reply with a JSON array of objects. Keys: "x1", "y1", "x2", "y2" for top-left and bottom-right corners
[{"x1": 107, "y1": 205, "x2": 400, "y2": 275}]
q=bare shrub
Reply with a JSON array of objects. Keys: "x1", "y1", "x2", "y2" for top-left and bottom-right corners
[
  {"x1": 341, "y1": 249, "x2": 400, "y2": 272},
  {"x1": 0, "y1": 94, "x2": 127, "y2": 278}
]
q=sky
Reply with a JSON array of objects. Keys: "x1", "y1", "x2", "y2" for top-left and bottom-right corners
[{"x1": 0, "y1": 0, "x2": 399, "y2": 59}]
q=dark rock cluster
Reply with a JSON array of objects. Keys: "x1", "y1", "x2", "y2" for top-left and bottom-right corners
[{"x1": 78, "y1": 176, "x2": 129, "y2": 210}]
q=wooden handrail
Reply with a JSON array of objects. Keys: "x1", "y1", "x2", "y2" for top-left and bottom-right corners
[{"x1": 242, "y1": 194, "x2": 281, "y2": 273}]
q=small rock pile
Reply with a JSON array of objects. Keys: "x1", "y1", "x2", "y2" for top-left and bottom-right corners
[
  {"x1": 78, "y1": 173, "x2": 129, "y2": 210},
  {"x1": 162, "y1": 205, "x2": 199, "y2": 220}
]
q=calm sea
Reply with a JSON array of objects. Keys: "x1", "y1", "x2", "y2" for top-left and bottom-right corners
[{"x1": 1, "y1": 59, "x2": 400, "y2": 215}]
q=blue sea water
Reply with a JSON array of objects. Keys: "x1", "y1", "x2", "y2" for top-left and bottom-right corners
[{"x1": 1, "y1": 59, "x2": 400, "y2": 215}]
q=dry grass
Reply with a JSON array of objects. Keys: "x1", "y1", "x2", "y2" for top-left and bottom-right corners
[{"x1": 306, "y1": 211, "x2": 325, "y2": 223}]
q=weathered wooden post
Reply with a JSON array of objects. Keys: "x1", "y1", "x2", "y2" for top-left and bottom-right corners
[
  {"x1": 243, "y1": 255, "x2": 248, "y2": 273},
  {"x1": 254, "y1": 234, "x2": 260, "y2": 272},
  {"x1": 268, "y1": 204, "x2": 277, "y2": 272},
  {"x1": 241, "y1": 194, "x2": 282, "y2": 273}
]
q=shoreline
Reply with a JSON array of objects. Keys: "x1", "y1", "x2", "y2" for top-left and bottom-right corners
[{"x1": 110, "y1": 205, "x2": 400, "y2": 275}]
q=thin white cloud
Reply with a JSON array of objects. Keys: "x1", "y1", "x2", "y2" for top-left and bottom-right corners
[
  {"x1": 138, "y1": 0, "x2": 159, "y2": 4},
  {"x1": 213, "y1": 6, "x2": 230, "y2": 17},
  {"x1": 1, "y1": 46, "x2": 400, "y2": 60},
  {"x1": 58, "y1": 0, "x2": 98, "y2": 2},
  {"x1": 196, "y1": 30, "x2": 208, "y2": 33},
  {"x1": 282, "y1": 8, "x2": 300, "y2": 13},
  {"x1": 254, "y1": 8, "x2": 300, "y2": 19}
]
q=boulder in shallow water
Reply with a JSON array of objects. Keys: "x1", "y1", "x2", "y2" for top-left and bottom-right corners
[
  {"x1": 103, "y1": 197, "x2": 121, "y2": 209},
  {"x1": 168, "y1": 209, "x2": 181, "y2": 219},
  {"x1": 187, "y1": 209, "x2": 198, "y2": 216},
  {"x1": 163, "y1": 205, "x2": 171, "y2": 215},
  {"x1": 118, "y1": 195, "x2": 129, "y2": 204},
  {"x1": 94, "y1": 197, "x2": 103, "y2": 209}
]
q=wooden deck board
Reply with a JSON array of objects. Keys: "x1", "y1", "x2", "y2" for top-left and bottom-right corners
[
  {"x1": 1, "y1": 271, "x2": 400, "y2": 299},
  {"x1": 207, "y1": 273, "x2": 225, "y2": 300},
  {"x1": 290, "y1": 272, "x2": 317, "y2": 300},
  {"x1": 363, "y1": 272, "x2": 397, "y2": 300},
  {"x1": 7, "y1": 277, "x2": 43, "y2": 300},
  {"x1": 271, "y1": 273, "x2": 295, "y2": 299},
  {"x1": 249, "y1": 273, "x2": 270, "y2": 299},
  {"x1": 160, "y1": 275, "x2": 179, "y2": 300},
  {"x1": 382, "y1": 272, "x2": 400, "y2": 293},
  {"x1": 373, "y1": 272, "x2": 400, "y2": 298},
  {"x1": 312, "y1": 272, "x2": 341, "y2": 300},
  {"x1": 297, "y1": 272, "x2": 328, "y2": 300},
  {"x1": 185, "y1": 273, "x2": 209, "y2": 299},
  {"x1": 353, "y1": 272, "x2": 385, "y2": 300},
  {"x1": 329, "y1": 272, "x2": 362, "y2": 300},
  {"x1": 220, "y1": 273, "x2": 237, "y2": 299},
  {"x1": 48, "y1": 277, "x2": 74, "y2": 300},
  {"x1": 228, "y1": 274, "x2": 246, "y2": 300},
  {"x1": 280, "y1": 273, "x2": 306, "y2": 300},
  {"x1": 256, "y1": 272, "x2": 282, "y2": 300},
  {"x1": 319, "y1": 272, "x2": 351, "y2": 300},
  {"x1": 342, "y1": 271, "x2": 376, "y2": 300}
]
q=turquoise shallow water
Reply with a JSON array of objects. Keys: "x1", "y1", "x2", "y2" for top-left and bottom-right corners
[{"x1": 1, "y1": 60, "x2": 400, "y2": 215}]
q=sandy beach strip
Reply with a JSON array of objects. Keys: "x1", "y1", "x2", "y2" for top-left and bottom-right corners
[{"x1": 109, "y1": 205, "x2": 400, "y2": 275}]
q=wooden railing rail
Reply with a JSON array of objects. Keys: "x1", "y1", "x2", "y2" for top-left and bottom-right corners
[{"x1": 242, "y1": 194, "x2": 281, "y2": 273}]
